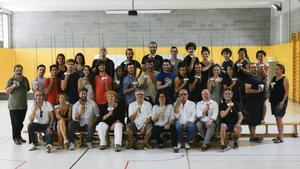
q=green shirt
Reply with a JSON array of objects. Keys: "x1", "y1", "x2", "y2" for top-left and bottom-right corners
[{"x1": 6, "y1": 76, "x2": 30, "y2": 110}]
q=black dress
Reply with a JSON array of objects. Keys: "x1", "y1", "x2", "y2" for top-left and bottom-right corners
[{"x1": 243, "y1": 75, "x2": 264, "y2": 126}]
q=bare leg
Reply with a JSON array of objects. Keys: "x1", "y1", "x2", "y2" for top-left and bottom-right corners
[
  {"x1": 276, "y1": 117, "x2": 284, "y2": 139},
  {"x1": 220, "y1": 124, "x2": 227, "y2": 145}
]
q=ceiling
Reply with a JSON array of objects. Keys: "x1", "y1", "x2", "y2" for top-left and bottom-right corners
[{"x1": 0, "y1": 0, "x2": 284, "y2": 11}]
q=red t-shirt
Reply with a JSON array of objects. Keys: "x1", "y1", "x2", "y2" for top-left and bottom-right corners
[
  {"x1": 44, "y1": 77, "x2": 61, "y2": 105},
  {"x1": 95, "y1": 73, "x2": 112, "y2": 105}
]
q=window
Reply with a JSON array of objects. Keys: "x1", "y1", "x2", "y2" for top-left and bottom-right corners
[{"x1": 0, "y1": 10, "x2": 11, "y2": 48}]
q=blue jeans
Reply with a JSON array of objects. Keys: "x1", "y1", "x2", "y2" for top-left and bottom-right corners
[
  {"x1": 175, "y1": 122, "x2": 195, "y2": 143},
  {"x1": 28, "y1": 122, "x2": 53, "y2": 145},
  {"x1": 68, "y1": 121, "x2": 95, "y2": 143}
]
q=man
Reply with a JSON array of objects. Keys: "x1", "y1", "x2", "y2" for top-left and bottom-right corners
[
  {"x1": 156, "y1": 59, "x2": 176, "y2": 103},
  {"x1": 68, "y1": 87, "x2": 100, "y2": 149},
  {"x1": 188, "y1": 62, "x2": 206, "y2": 103},
  {"x1": 61, "y1": 59, "x2": 80, "y2": 104},
  {"x1": 120, "y1": 48, "x2": 141, "y2": 75},
  {"x1": 219, "y1": 89, "x2": 243, "y2": 152},
  {"x1": 5, "y1": 64, "x2": 30, "y2": 144},
  {"x1": 141, "y1": 41, "x2": 163, "y2": 72},
  {"x1": 244, "y1": 63, "x2": 265, "y2": 143},
  {"x1": 126, "y1": 89, "x2": 153, "y2": 150},
  {"x1": 44, "y1": 64, "x2": 61, "y2": 105},
  {"x1": 169, "y1": 46, "x2": 182, "y2": 75},
  {"x1": 95, "y1": 60, "x2": 112, "y2": 112},
  {"x1": 174, "y1": 89, "x2": 196, "y2": 150},
  {"x1": 196, "y1": 89, "x2": 218, "y2": 151},
  {"x1": 123, "y1": 62, "x2": 138, "y2": 107},
  {"x1": 138, "y1": 59, "x2": 159, "y2": 104},
  {"x1": 32, "y1": 64, "x2": 46, "y2": 94},
  {"x1": 27, "y1": 90, "x2": 54, "y2": 153},
  {"x1": 92, "y1": 47, "x2": 115, "y2": 79}
]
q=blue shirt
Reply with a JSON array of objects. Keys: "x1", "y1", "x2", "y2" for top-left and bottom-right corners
[
  {"x1": 156, "y1": 71, "x2": 176, "y2": 102},
  {"x1": 122, "y1": 74, "x2": 137, "y2": 105}
]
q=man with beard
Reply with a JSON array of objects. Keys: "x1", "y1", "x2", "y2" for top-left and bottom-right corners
[
  {"x1": 68, "y1": 87, "x2": 99, "y2": 150},
  {"x1": 141, "y1": 41, "x2": 163, "y2": 72},
  {"x1": 5, "y1": 64, "x2": 30, "y2": 144}
]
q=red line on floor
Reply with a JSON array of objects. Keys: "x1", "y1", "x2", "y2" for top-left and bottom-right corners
[
  {"x1": 15, "y1": 160, "x2": 27, "y2": 169},
  {"x1": 124, "y1": 161, "x2": 129, "y2": 169}
]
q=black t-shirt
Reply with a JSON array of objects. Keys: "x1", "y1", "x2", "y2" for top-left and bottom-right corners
[
  {"x1": 142, "y1": 54, "x2": 163, "y2": 71},
  {"x1": 183, "y1": 55, "x2": 200, "y2": 76},
  {"x1": 188, "y1": 75, "x2": 206, "y2": 102},
  {"x1": 100, "y1": 103, "x2": 125, "y2": 126},
  {"x1": 62, "y1": 72, "x2": 80, "y2": 104},
  {"x1": 220, "y1": 101, "x2": 240, "y2": 125},
  {"x1": 92, "y1": 58, "x2": 115, "y2": 79},
  {"x1": 234, "y1": 59, "x2": 250, "y2": 83}
]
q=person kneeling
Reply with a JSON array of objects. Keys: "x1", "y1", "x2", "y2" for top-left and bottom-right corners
[
  {"x1": 219, "y1": 89, "x2": 243, "y2": 152},
  {"x1": 28, "y1": 90, "x2": 54, "y2": 153},
  {"x1": 126, "y1": 89, "x2": 153, "y2": 150}
]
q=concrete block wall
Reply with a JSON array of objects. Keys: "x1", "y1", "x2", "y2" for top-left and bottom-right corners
[
  {"x1": 271, "y1": 0, "x2": 300, "y2": 44},
  {"x1": 12, "y1": 9, "x2": 270, "y2": 48}
]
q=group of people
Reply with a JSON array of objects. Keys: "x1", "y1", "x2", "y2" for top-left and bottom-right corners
[{"x1": 5, "y1": 41, "x2": 289, "y2": 153}]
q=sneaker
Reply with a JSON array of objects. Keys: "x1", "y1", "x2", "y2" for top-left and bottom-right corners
[
  {"x1": 220, "y1": 145, "x2": 227, "y2": 152},
  {"x1": 173, "y1": 147, "x2": 179, "y2": 153},
  {"x1": 69, "y1": 142, "x2": 75, "y2": 150},
  {"x1": 184, "y1": 142, "x2": 191, "y2": 150},
  {"x1": 29, "y1": 145, "x2": 37, "y2": 151},
  {"x1": 115, "y1": 144, "x2": 121, "y2": 152},
  {"x1": 14, "y1": 139, "x2": 21, "y2": 145},
  {"x1": 99, "y1": 145, "x2": 107, "y2": 150},
  {"x1": 177, "y1": 143, "x2": 182, "y2": 149},
  {"x1": 47, "y1": 144, "x2": 52, "y2": 153},
  {"x1": 250, "y1": 137, "x2": 263, "y2": 143},
  {"x1": 233, "y1": 142, "x2": 239, "y2": 149},
  {"x1": 87, "y1": 142, "x2": 93, "y2": 149}
]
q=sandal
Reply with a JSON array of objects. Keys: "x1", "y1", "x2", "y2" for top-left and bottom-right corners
[{"x1": 273, "y1": 137, "x2": 284, "y2": 143}]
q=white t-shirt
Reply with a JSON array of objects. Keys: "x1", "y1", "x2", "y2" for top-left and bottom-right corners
[
  {"x1": 128, "y1": 101, "x2": 152, "y2": 130},
  {"x1": 29, "y1": 101, "x2": 53, "y2": 125},
  {"x1": 151, "y1": 104, "x2": 175, "y2": 127}
]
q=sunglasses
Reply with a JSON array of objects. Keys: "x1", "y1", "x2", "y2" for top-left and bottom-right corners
[{"x1": 40, "y1": 110, "x2": 43, "y2": 118}]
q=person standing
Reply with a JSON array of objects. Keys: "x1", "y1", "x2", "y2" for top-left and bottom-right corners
[
  {"x1": 5, "y1": 64, "x2": 30, "y2": 144},
  {"x1": 269, "y1": 64, "x2": 289, "y2": 143}
]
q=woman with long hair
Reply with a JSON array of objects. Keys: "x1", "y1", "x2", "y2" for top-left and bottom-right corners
[
  {"x1": 78, "y1": 65, "x2": 95, "y2": 101},
  {"x1": 269, "y1": 64, "x2": 289, "y2": 143}
]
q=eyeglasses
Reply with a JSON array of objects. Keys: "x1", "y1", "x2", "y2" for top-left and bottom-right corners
[{"x1": 40, "y1": 110, "x2": 43, "y2": 118}]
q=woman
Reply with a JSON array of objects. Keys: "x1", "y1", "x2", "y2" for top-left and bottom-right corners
[
  {"x1": 174, "y1": 62, "x2": 189, "y2": 95},
  {"x1": 75, "y1": 53, "x2": 86, "y2": 77},
  {"x1": 235, "y1": 48, "x2": 251, "y2": 83},
  {"x1": 200, "y1": 46, "x2": 214, "y2": 81},
  {"x1": 56, "y1": 53, "x2": 67, "y2": 79},
  {"x1": 221, "y1": 48, "x2": 234, "y2": 73},
  {"x1": 96, "y1": 90, "x2": 125, "y2": 152},
  {"x1": 152, "y1": 91, "x2": 177, "y2": 152},
  {"x1": 269, "y1": 64, "x2": 289, "y2": 143},
  {"x1": 78, "y1": 65, "x2": 95, "y2": 101},
  {"x1": 28, "y1": 90, "x2": 54, "y2": 153},
  {"x1": 188, "y1": 62, "x2": 206, "y2": 103},
  {"x1": 207, "y1": 64, "x2": 223, "y2": 104},
  {"x1": 223, "y1": 66, "x2": 240, "y2": 104},
  {"x1": 256, "y1": 50, "x2": 269, "y2": 123},
  {"x1": 113, "y1": 66, "x2": 125, "y2": 105},
  {"x1": 54, "y1": 93, "x2": 72, "y2": 149}
]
